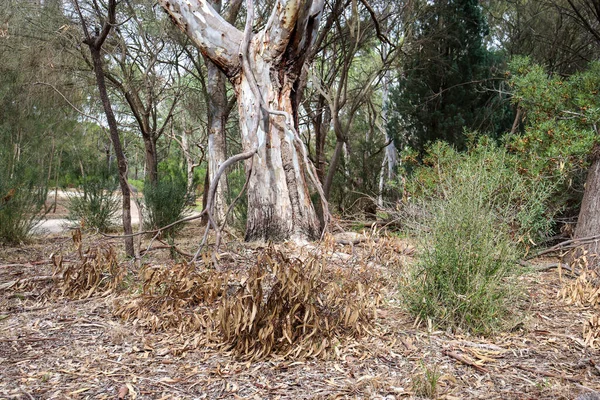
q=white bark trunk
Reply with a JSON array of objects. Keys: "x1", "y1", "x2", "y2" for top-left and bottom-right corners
[
  {"x1": 235, "y1": 52, "x2": 320, "y2": 241},
  {"x1": 159, "y1": 0, "x2": 326, "y2": 241},
  {"x1": 206, "y1": 60, "x2": 229, "y2": 224}
]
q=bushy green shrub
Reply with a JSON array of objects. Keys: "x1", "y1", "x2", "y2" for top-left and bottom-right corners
[
  {"x1": 225, "y1": 167, "x2": 248, "y2": 230},
  {"x1": 506, "y1": 57, "x2": 600, "y2": 219},
  {"x1": 67, "y1": 173, "x2": 120, "y2": 232},
  {"x1": 402, "y1": 140, "x2": 553, "y2": 334},
  {"x1": 0, "y1": 164, "x2": 47, "y2": 244},
  {"x1": 143, "y1": 166, "x2": 189, "y2": 237},
  {"x1": 403, "y1": 138, "x2": 555, "y2": 246}
]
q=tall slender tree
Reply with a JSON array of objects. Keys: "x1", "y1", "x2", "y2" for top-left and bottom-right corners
[
  {"x1": 74, "y1": 0, "x2": 134, "y2": 256},
  {"x1": 388, "y1": 0, "x2": 507, "y2": 154}
]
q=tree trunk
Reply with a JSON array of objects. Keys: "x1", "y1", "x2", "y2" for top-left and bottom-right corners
[
  {"x1": 378, "y1": 68, "x2": 398, "y2": 207},
  {"x1": 205, "y1": 58, "x2": 229, "y2": 224},
  {"x1": 143, "y1": 135, "x2": 158, "y2": 185},
  {"x1": 89, "y1": 46, "x2": 134, "y2": 256},
  {"x1": 574, "y1": 144, "x2": 600, "y2": 260},
  {"x1": 323, "y1": 139, "x2": 344, "y2": 200},
  {"x1": 158, "y1": 0, "x2": 327, "y2": 242},
  {"x1": 313, "y1": 95, "x2": 331, "y2": 182},
  {"x1": 235, "y1": 57, "x2": 320, "y2": 241}
]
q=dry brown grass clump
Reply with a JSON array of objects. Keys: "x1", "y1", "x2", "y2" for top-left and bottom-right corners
[
  {"x1": 53, "y1": 230, "x2": 125, "y2": 298},
  {"x1": 559, "y1": 249, "x2": 600, "y2": 348},
  {"x1": 217, "y1": 248, "x2": 383, "y2": 360}
]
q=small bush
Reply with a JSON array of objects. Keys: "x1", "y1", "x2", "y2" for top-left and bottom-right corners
[
  {"x1": 67, "y1": 173, "x2": 120, "y2": 232},
  {"x1": 403, "y1": 140, "x2": 550, "y2": 334},
  {"x1": 412, "y1": 363, "x2": 441, "y2": 399},
  {"x1": 0, "y1": 164, "x2": 47, "y2": 244},
  {"x1": 144, "y1": 169, "x2": 189, "y2": 237}
]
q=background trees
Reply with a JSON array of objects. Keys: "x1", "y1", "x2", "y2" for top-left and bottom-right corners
[{"x1": 1, "y1": 0, "x2": 599, "y2": 251}]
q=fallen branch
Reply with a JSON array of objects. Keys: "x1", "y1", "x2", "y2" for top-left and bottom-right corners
[
  {"x1": 514, "y1": 364, "x2": 581, "y2": 383},
  {"x1": 0, "y1": 274, "x2": 62, "y2": 291},
  {"x1": 442, "y1": 349, "x2": 489, "y2": 374},
  {"x1": 518, "y1": 261, "x2": 576, "y2": 274},
  {"x1": 527, "y1": 234, "x2": 600, "y2": 259}
]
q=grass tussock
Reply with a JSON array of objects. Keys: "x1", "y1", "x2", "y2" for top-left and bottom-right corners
[{"x1": 411, "y1": 362, "x2": 441, "y2": 399}]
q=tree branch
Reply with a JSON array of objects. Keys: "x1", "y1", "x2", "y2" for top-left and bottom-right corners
[{"x1": 157, "y1": 0, "x2": 243, "y2": 75}]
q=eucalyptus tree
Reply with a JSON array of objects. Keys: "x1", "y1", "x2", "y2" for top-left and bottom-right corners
[
  {"x1": 95, "y1": 1, "x2": 185, "y2": 186},
  {"x1": 304, "y1": 0, "x2": 405, "y2": 208},
  {"x1": 483, "y1": 0, "x2": 599, "y2": 75},
  {"x1": 71, "y1": 0, "x2": 134, "y2": 256},
  {"x1": 0, "y1": 0, "x2": 75, "y2": 242},
  {"x1": 158, "y1": 0, "x2": 328, "y2": 241}
]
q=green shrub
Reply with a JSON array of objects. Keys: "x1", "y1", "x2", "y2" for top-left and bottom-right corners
[
  {"x1": 67, "y1": 174, "x2": 120, "y2": 232},
  {"x1": 143, "y1": 168, "x2": 189, "y2": 237},
  {"x1": 0, "y1": 164, "x2": 47, "y2": 244},
  {"x1": 226, "y1": 167, "x2": 248, "y2": 230},
  {"x1": 403, "y1": 140, "x2": 552, "y2": 334},
  {"x1": 402, "y1": 137, "x2": 555, "y2": 246},
  {"x1": 128, "y1": 179, "x2": 144, "y2": 193}
]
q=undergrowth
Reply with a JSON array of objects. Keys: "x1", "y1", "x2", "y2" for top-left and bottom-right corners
[
  {"x1": 67, "y1": 174, "x2": 120, "y2": 232},
  {"x1": 143, "y1": 169, "x2": 189, "y2": 238},
  {"x1": 402, "y1": 140, "x2": 549, "y2": 334},
  {"x1": 109, "y1": 246, "x2": 384, "y2": 360},
  {"x1": 0, "y1": 164, "x2": 47, "y2": 244},
  {"x1": 54, "y1": 230, "x2": 126, "y2": 298},
  {"x1": 217, "y1": 249, "x2": 382, "y2": 360}
]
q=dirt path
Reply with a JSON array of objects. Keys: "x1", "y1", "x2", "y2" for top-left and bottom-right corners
[{"x1": 36, "y1": 190, "x2": 162, "y2": 234}]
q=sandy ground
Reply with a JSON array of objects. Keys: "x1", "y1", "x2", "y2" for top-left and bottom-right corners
[
  {"x1": 33, "y1": 199, "x2": 143, "y2": 234},
  {"x1": 34, "y1": 190, "x2": 192, "y2": 234}
]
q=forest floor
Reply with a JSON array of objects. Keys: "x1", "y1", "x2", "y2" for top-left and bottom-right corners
[{"x1": 1, "y1": 224, "x2": 599, "y2": 400}]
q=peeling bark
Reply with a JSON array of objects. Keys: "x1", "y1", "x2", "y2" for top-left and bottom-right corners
[
  {"x1": 160, "y1": 0, "x2": 326, "y2": 242},
  {"x1": 205, "y1": 58, "x2": 229, "y2": 224},
  {"x1": 235, "y1": 51, "x2": 320, "y2": 241}
]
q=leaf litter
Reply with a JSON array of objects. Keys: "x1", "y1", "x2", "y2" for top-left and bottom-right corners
[{"x1": 0, "y1": 226, "x2": 599, "y2": 399}]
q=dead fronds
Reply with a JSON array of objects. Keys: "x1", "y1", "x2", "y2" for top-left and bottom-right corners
[{"x1": 217, "y1": 247, "x2": 383, "y2": 360}]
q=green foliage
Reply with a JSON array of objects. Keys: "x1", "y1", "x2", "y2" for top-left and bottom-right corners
[
  {"x1": 67, "y1": 171, "x2": 120, "y2": 233},
  {"x1": 144, "y1": 163, "x2": 189, "y2": 237},
  {"x1": 402, "y1": 140, "x2": 551, "y2": 334},
  {"x1": 404, "y1": 139, "x2": 555, "y2": 245},
  {"x1": 128, "y1": 179, "x2": 144, "y2": 193},
  {"x1": 506, "y1": 57, "x2": 600, "y2": 215},
  {"x1": 412, "y1": 362, "x2": 441, "y2": 399},
  {"x1": 389, "y1": 0, "x2": 512, "y2": 153},
  {"x1": 0, "y1": 163, "x2": 47, "y2": 244},
  {"x1": 225, "y1": 167, "x2": 248, "y2": 230}
]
